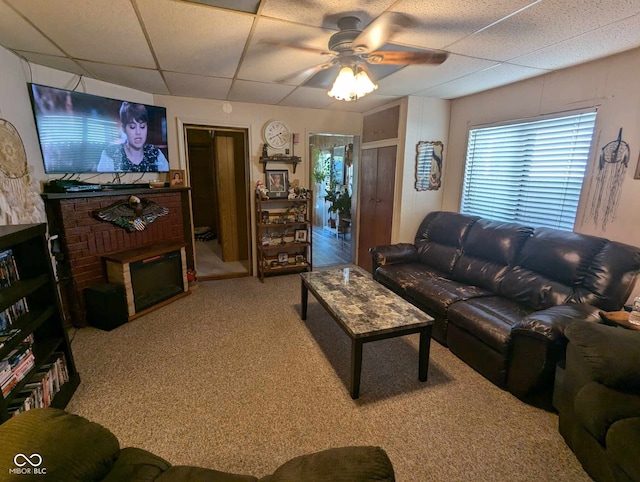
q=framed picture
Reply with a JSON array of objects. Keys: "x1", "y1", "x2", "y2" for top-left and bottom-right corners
[
  {"x1": 169, "y1": 169, "x2": 185, "y2": 187},
  {"x1": 266, "y1": 170, "x2": 289, "y2": 198},
  {"x1": 294, "y1": 229, "x2": 307, "y2": 242},
  {"x1": 277, "y1": 252, "x2": 288, "y2": 264}
]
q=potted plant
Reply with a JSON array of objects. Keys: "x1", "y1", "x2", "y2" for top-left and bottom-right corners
[{"x1": 327, "y1": 185, "x2": 351, "y2": 229}]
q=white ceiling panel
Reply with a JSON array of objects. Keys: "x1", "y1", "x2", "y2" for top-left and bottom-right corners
[
  {"x1": 0, "y1": 3, "x2": 64, "y2": 55},
  {"x1": 390, "y1": 0, "x2": 536, "y2": 50},
  {"x1": 448, "y1": 0, "x2": 640, "y2": 62},
  {"x1": 278, "y1": 86, "x2": 335, "y2": 109},
  {"x1": 137, "y1": 0, "x2": 254, "y2": 77},
  {"x1": 376, "y1": 54, "x2": 499, "y2": 96},
  {"x1": 7, "y1": 0, "x2": 155, "y2": 68},
  {"x1": 17, "y1": 52, "x2": 92, "y2": 77},
  {"x1": 228, "y1": 79, "x2": 295, "y2": 104},
  {"x1": 238, "y1": 18, "x2": 334, "y2": 83},
  {"x1": 78, "y1": 62, "x2": 170, "y2": 95},
  {"x1": 511, "y1": 14, "x2": 640, "y2": 70},
  {"x1": 1, "y1": 0, "x2": 639, "y2": 109},
  {"x1": 163, "y1": 72, "x2": 232, "y2": 100},
  {"x1": 415, "y1": 63, "x2": 548, "y2": 99},
  {"x1": 260, "y1": 0, "x2": 392, "y2": 29}
]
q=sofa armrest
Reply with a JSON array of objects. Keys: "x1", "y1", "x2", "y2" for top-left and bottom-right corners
[
  {"x1": 506, "y1": 303, "x2": 600, "y2": 403},
  {"x1": 512, "y1": 303, "x2": 601, "y2": 342},
  {"x1": 370, "y1": 243, "x2": 418, "y2": 271}
]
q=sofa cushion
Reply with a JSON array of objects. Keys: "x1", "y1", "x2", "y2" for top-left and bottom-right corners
[
  {"x1": 156, "y1": 466, "x2": 258, "y2": 482},
  {"x1": 375, "y1": 262, "x2": 441, "y2": 296},
  {"x1": 499, "y1": 228, "x2": 605, "y2": 310},
  {"x1": 447, "y1": 297, "x2": 533, "y2": 353},
  {"x1": 0, "y1": 408, "x2": 119, "y2": 482},
  {"x1": 565, "y1": 321, "x2": 640, "y2": 392},
  {"x1": 574, "y1": 382, "x2": 640, "y2": 445},
  {"x1": 574, "y1": 241, "x2": 640, "y2": 310},
  {"x1": 102, "y1": 447, "x2": 171, "y2": 482},
  {"x1": 404, "y1": 276, "x2": 492, "y2": 318},
  {"x1": 606, "y1": 417, "x2": 640, "y2": 482},
  {"x1": 414, "y1": 211, "x2": 478, "y2": 274},
  {"x1": 452, "y1": 218, "x2": 533, "y2": 292},
  {"x1": 259, "y1": 446, "x2": 394, "y2": 482}
]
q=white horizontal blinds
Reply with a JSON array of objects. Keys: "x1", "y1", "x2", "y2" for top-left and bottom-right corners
[{"x1": 461, "y1": 111, "x2": 597, "y2": 231}]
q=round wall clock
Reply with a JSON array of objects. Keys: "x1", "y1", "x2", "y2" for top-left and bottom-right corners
[{"x1": 263, "y1": 120, "x2": 291, "y2": 149}]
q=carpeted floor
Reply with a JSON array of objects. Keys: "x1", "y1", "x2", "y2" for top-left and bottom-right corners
[{"x1": 66, "y1": 274, "x2": 590, "y2": 481}]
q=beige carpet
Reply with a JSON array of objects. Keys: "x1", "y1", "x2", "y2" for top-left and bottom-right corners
[
  {"x1": 194, "y1": 239, "x2": 248, "y2": 277},
  {"x1": 66, "y1": 274, "x2": 590, "y2": 481}
]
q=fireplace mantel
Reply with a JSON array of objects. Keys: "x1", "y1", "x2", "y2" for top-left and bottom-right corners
[{"x1": 42, "y1": 187, "x2": 193, "y2": 327}]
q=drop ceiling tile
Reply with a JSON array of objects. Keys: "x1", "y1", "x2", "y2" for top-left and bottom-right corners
[
  {"x1": 415, "y1": 62, "x2": 548, "y2": 99},
  {"x1": 238, "y1": 18, "x2": 335, "y2": 83},
  {"x1": 7, "y1": 0, "x2": 155, "y2": 68},
  {"x1": 278, "y1": 86, "x2": 335, "y2": 109},
  {"x1": 511, "y1": 14, "x2": 640, "y2": 70},
  {"x1": 390, "y1": 0, "x2": 535, "y2": 50},
  {"x1": 182, "y1": 0, "x2": 261, "y2": 14},
  {"x1": 0, "y1": 3, "x2": 64, "y2": 55},
  {"x1": 78, "y1": 61, "x2": 169, "y2": 94},
  {"x1": 447, "y1": 1, "x2": 640, "y2": 63},
  {"x1": 16, "y1": 52, "x2": 92, "y2": 77},
  {"x1": 228, "y1": 79, "x2": 295, "y2": 104},
  {"x1": 260, "y1": 0, "x2": 393, "y2": 29},
  {"x1": 137, "y1": 0, "x2": 253, "y2": 78},
  {"x1": 163, "y1": 72, "x2": 232, "y2": 100},
  {"x1": 376, "y1": 54, "x2": 498, "y2": 96}
]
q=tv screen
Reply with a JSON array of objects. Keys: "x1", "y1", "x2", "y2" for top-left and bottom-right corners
[{"x1": 27, "y1": 83, "x2": 169, "y2": 174}]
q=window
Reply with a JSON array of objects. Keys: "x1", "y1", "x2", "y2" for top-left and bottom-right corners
[{"x1": 460, "y1": 110, "x2": 597, "y2": 231}]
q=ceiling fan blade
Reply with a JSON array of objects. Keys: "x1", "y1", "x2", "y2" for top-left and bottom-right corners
[
  {"x1": 366, "y1": 50, "x2": 449, "y2": 65},
  {"x1": 352, "y1": 12, "x2": 414, "y2": 53},
  {"x1": 260, "y1": 39, "x2": 332, "y2": 56},
  {"x1": 275, "y1": 62, "x2": 335, "y2": 84}
]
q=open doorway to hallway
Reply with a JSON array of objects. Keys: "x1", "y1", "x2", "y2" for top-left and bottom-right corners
[
  {"x1": 309, "y1": 133, "x2": 358, "y2": 268},
  {"x1": 185, "y1": 126, "x2": 251, "y2": 280}
]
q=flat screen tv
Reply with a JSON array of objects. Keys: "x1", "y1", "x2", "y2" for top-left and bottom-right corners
[{"x1": 27, "y1": 83, "x2": 169, "y2": 174}]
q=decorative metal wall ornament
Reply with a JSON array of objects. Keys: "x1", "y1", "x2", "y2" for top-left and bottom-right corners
[
  {"x1": 589, "y1": 127, "x2": 629, "y2": 231},
  {"x1": 94, "y1": 195, "x2": 169, "y2": 232},
  {"x1": 415, "y1": 141, "x2": 444, "y2": 191},
  {"x1": 0, "y1": 119, "x2": 46, "y2": 224}
]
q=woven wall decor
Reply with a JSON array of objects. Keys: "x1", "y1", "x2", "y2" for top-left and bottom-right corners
[{"x1": 0, "y1": 119, "x2": 45, "y2": 224}]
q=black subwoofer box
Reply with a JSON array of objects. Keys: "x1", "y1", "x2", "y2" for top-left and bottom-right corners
[{"x1": 84, "y1": 283, "x2": 128, "y2": 331}]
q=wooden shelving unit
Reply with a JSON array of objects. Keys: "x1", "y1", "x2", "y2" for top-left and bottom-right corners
[
  {"x1": 255, "y1": 192, "x2": 312, "y2": 282},
  {"x1": 0, "y1": 223, "x2": 79, "y2": 423}
]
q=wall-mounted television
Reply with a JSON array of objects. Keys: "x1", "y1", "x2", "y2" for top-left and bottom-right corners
[{"x1": 27, "y1": 83, "x2": 169, "y2": 174}]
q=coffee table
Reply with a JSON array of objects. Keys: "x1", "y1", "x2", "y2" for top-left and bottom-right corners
[{"x1": 300, "y1": 265, "x2": 434, "y2": 399}]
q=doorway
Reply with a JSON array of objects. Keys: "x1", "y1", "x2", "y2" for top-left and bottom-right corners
[
  {"x1": 185, "y1": 126, "x2": 251, "y2": 280},
  {"x1": 309, "y1": 134, "x2": 358, "y2": 268}
]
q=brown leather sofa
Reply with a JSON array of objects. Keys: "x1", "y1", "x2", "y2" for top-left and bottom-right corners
[{"x1": 370, "y1": 211, "x2": 640, "y2": 406}]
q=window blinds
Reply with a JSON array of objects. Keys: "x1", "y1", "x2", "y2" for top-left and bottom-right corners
[{"x1": 461, "y1": 111, "x2": 597, "y2": 231}]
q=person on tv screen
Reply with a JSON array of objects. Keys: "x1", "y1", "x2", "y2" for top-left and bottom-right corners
[{"x1": 97, "y1": 102, "x2": 168, "y2": 172}]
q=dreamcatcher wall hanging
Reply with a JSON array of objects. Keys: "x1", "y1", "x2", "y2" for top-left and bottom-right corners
[
  {"x1": 589, "y1": 127, "x2": 629, "y2": 231},
  {"x1": 0, "y1": 119, "x2": 45, "y2": 225}
]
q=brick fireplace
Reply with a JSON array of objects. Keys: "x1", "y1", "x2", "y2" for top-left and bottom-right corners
[{"x1": 42, "y1": 188, "x2": 193, "y2": 327}]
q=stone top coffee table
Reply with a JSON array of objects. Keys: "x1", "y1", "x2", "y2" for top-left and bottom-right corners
[{"x1": 300, "y1": 265, "x2": 434, "y2": 399}]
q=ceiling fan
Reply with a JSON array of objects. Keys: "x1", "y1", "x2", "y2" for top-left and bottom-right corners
[{"x1": 269, "y1": 12, "x2": 449, "y2": 100}]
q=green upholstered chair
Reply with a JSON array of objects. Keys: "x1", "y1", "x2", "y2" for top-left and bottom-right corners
[
  {"x1": 558, "y1": 321, "x2": 640, "y2": 482},
  {"x1": 0, "y1": 408, "x2": 395, "y2": 482}
]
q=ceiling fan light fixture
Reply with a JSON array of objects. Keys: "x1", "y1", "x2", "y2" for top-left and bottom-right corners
[{"x1": 327, "y1": 65, "x2": 377, "y2": 102}]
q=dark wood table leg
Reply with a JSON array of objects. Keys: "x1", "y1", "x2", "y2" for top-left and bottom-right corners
[
  {"x1": 418, "y1": 327, "x2": 431, "y2": 382},
  {"x1": 350, "y1": 338, "x2": 363, "y2": 399},
  {"x1": 301, "y1": 279, "x2": 308, "y2": 320}
]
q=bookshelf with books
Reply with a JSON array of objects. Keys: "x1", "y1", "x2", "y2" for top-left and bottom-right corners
[{"x1": 0, "y1": 224, "x2": 79, "y2": 422}]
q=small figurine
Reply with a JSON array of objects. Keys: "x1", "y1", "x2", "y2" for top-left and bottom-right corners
[
  {"x1": 262, "y1": 143, "x2": 268, "y2": 158},
  {"x1": 288, "y1": 187, "x2": 296, "y2": 199},
  {"x1": 256, "y1": 180, "x2": 269, "y2": 198}
]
